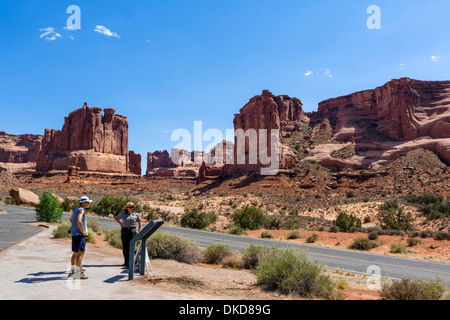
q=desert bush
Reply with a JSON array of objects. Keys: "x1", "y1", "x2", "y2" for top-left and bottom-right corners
[
  {"x1": 62, "y1": 198, "x2": 78, "y2": 212},
  {"x1": 53, "y1": 222, "x2": 71, "y2": 239},
  {"x1": 368, "y1": 231, "x2": 379, "y2": 241},
  {"x1": 377, "y1": 200, "x2": 414, "y2": 232},
  {"x1": 146, "y1": 232, "x2": 201, "y2": 264},
  {"x1": 390, "y1": 242, "x2": 408, "y2": 254},
  {"x1": 381, "y1": 278, "x2": 446, "y2": 300},
  {"x1": 348, "y1": 238, "x2": 380, "y2": 251},
  {"x1": 232, "y1": 205, "x2": 267, "y2": 230},
  {"x1": 328, "y1": 225, "x2": 340, "y2": 233},
  {"x1": 222, "y1": 255, "x2": 244, "y2": 269},
  {"x1": 286, "y1": 230, "x2": 301, "y2": 240},
  {"x1": 255, "y1": 247, "x2": 337, "y2": 299},
  {"x1": 404, "y1": 192, "x2": 450, "y2": 220},
  {"x1": 87, "y1": 217, "x2": 102, "y2": 233},
  {"x1": 35, "y1": 190, "x2": 63, "y2": 223},
  {"x1": 180, "y1": 208, "x2": 217, "y2": 230},
  {"x1": 227, "y1": 226, "x2": 246, "y2": 235},
  {"x1": 333, "y1": 211, "x2": 361, "y2": 232},
  {"x1": 433, "y1": 231, "x2": 450, "y2": 241},
  {"x1": 260, "y1": 230, "x2": 273, "y2": 239},
  {"x1": 92, "y1": 196, "x2": 141, "y2": 217},
  {"x1": 202, "y1": 243, "x2": 234, "y2": 264},
  {"x1": 306, "y1": 233, "x2": 318, "y2": 243},
  {"x1": 104, "y1": 229, "x2": 122, "y2": 249},
  {"x1": 346, "y1": 190, "x2": 356, "y2": 198},
  {"x1": 241, "y1": 245, "x2": 273, "y2": 269},
  {"x1": 407, "y1": 237, "x2": 422, "y2": 247}
]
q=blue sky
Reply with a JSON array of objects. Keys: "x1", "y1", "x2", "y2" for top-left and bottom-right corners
[{"x1": 0, "y1": 0, "x2": 449, "y2": 170}]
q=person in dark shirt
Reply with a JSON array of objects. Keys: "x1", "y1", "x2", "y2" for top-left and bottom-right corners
[{"x1": 114, "y1": 202, "x2": 142, "y2": 268}]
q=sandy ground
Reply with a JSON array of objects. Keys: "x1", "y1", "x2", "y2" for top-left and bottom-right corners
[{"x1": 0, "y1": 224, "x2": 381, "y2": 300}]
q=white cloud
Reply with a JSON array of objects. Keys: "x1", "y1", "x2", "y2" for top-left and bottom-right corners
[
  {"x1": 304, "y1": 70, "x2": 313, "y2": 77},
  {"x1": 431, "y1": 55, "x2": 440, "y2": 62},
  {"x1": 399, "y1": 63, "x2": 404, "y2": 70},
  {"x1": 38, "y1": 27, "x2": 61, "y2": 41},
  {"x1": 322, "y1": 69, "x2": 333, "y2": 78},
  {"x1": 94, "y1": 25, "x2": 120, "y2": 38}
]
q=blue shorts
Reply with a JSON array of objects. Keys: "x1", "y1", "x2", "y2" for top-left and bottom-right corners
[{"x1": 72, "y1": 235, "x2": 86, "y2": 252}]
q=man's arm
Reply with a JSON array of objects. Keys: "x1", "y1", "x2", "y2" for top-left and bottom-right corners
[{"x1": 77, "y1": 209, "x2": 86, "y2": 236}]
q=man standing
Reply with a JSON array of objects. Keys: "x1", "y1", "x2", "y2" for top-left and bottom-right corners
[{"x1": 68, "y1": 196, "x2": 92, "y2": 279}]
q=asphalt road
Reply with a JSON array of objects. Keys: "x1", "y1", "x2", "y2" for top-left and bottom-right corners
[{"x1": 2, "y1": 204, "x2": 450, "y2": 284}]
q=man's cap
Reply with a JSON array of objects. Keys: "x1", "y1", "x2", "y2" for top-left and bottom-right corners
[{"x1": 79, "y1": 196, "x2": 93, "y2": 203}]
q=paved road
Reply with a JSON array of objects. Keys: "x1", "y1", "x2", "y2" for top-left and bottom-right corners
[{"x1": 2, "y1": 205, "x2": 450, "y2": 284}]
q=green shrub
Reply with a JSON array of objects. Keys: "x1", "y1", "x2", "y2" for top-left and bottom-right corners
[
  {"x1": 180, "y1": 208, "x2": 217, "y2": 230},
  {"x1": 404, "y1": 193, "x2": 450, "y2": 220},
  {"x1": 241, "y1": 245, "x2": 273, "y2": 269},
  {"x1": 62, "y1": 198, "x2": 78, "y2": 212},
  {"x1": 348, "y1": 238, "x2": 380, "y2": 251},
  {"x1": 105, "y1": 229, "x2": 122, "y2": 249},
  {"x1": 368, "y1": 231, "x2": 379, "y2": 241},
  {"x1": 377, "y1": 200, "x2": 414, "y2": 232},
  {"x1": 53, "y1": 222, "x2": 71, "y2": 239},
  {"x1": 333, "y1": 211, "x2": 361, "y2": 232},
  {"x1": 92, "y1": 196, "x2": 140, "y2": 217},
  {"x1": 381, "y1": 278, "x2": 446, "y2": 300},
  {"x1": 346, "y1": 190, "x2": 356, "y2": 198},
  {"x1": 35, "y1": 190, "x2": 63, "y2": 223},
  {"x1": 202, "y1": 243, "x2": 234, "y2": 264},
  {"x1": 390, "y1": 242, "x2": 407, "y2": 254},
  {"x1": 255, "y1": 247, "x2": 337, "y2": 299},
  {"x1": 232, "y1": 205, "x2": 267, "y2": 230},
  {"x1": 146, "y1": 232, "x2": 201, "y2": 264}
]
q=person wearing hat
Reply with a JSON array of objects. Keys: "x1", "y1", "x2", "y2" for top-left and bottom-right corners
[
  {"x1": 68, "y1": 196, "x2": 92, "y2": 279},
  {"x1": 114, "y1": 202, "x2": 142, "y2": 268}
]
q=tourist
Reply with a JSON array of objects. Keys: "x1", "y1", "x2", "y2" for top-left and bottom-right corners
[
  {"x1": 114, "y1": 202, "x2": 142, "y2": 268},
  {"x1": 68, "y1": 196, "x2": 92, "y2": 279}
]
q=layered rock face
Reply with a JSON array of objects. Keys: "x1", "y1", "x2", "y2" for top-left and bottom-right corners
[
  {"x1": 0, "y1": 132, "x2": 43, "y2": 173},
  {"x1": 146, "y1": 141, "x2": 234, "y2": 177},
  {"x1": 224, "y1": 90, "x2": 310, "y2": 174},
  {"x1": 36, "y1": 103, "x2": 130, "y2": 173},
  {"x1": 306, "y1": 78, "x2": 450, "y2": 168}
]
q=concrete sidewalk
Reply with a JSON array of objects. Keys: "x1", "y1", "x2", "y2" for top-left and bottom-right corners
[{"x1": 0, "y1": 224, "x2": 186, "y2": 300}]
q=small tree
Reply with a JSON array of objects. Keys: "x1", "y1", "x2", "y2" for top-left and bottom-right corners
[
  {"x1": 180, "y1": 208, "x2": 217, "y2": 230},
  {"x1": 232, "y1": 205, "x2": 267, "y2": 230},
  {"x1": 377, "y1": 201, "x2": 414, "y2": 232},
  {"x1": 35, "y1": 191, "x2": 63, "y2": 223},
  {"x1": 333, "y1": 211, "x2": 361, "y2": 232}
]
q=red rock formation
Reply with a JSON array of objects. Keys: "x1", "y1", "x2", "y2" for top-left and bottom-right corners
[
  {"x1": 128, "y1": 151, "x2": 142, "y2": 175},
  {"x1": 0, "y1": 132, "x2": 42, "y2": 164},
  {"x1": 36, "y1": 103, "x2": 129, "y2": 173},
  {"x1": 306, "y1": 78, "x2": 450, "y2": 168},
  {"x1": 223, "y1": 90, "x2": 309, "y2": 175}
]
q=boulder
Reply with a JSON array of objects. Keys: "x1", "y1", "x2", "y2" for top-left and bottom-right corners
[{"x1": 9, "y1": 188, "x2": 40, "y2": 206}]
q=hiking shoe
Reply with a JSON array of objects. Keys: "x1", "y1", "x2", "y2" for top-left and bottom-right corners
[{"x1": 79, "y1": 272, "x2": 89, "y2": 280}]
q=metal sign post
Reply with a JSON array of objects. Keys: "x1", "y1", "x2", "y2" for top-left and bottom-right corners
[{"x1": 128, "y1": 220, "x2": 164, "y2": 280}]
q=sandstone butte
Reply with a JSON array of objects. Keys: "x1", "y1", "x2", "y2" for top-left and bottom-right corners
[
  {"x1": 35, "y1": 103, "x2": 141, "y2": 175},
  {"x1": 0, "y1": 131, "x2": 42, "y2": 173}
]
